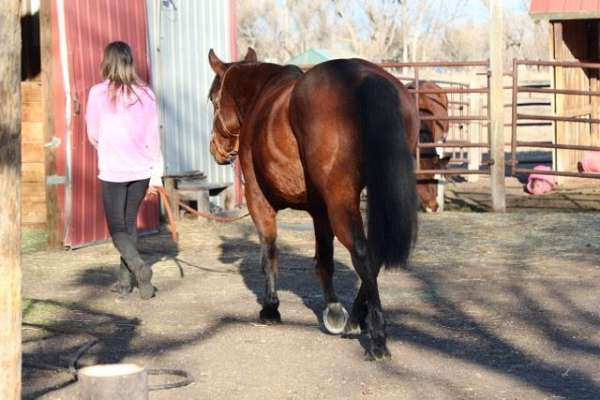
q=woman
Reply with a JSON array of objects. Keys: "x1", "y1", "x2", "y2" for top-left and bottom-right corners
[{"x1": 86, "y1": 41, "x2": 163, "y2": 300}]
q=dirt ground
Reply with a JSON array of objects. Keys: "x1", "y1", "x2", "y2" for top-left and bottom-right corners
[
  {"x1": 445, "y1": 177, "x2": 600, "y2": 212},
  {"x1": 21, "y1": 204, "x2": 600, "y2": 400}
]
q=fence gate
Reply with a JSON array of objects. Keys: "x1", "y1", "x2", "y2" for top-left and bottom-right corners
[{"x1": 511, "y1": 59, "x2": 600, "y2": 180}]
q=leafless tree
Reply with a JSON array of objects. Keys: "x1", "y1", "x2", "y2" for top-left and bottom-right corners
[
  {"x1": 237, "y1": 0, "x2": 548, "y2": 64},
  {"x1": 238, "y1": 0, "x2": 337, "y2": 62}
]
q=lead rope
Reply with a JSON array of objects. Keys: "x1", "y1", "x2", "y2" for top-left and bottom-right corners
[{"x1": 157, "y1": 187, "x2": 250, "y2": 234}]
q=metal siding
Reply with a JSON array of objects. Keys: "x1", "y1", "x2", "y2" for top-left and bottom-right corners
[
  {"x1": 63, "y1": 0, "x2": 159, "y2": 247},
  {"x1": 147, "y1": 0, "x2": 235, "y2": 187}
]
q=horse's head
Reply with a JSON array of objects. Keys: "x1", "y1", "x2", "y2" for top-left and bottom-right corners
[
  {"x1": 207, "y1": 48, "x2": 257, "y2": 165},
  {"x1": 417, "y1": 154, "x2": 451, "y2": 212}
]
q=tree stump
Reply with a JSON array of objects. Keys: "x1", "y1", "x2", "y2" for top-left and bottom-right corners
[{"x1": 78, "y1": 364, "x2": 148, "y2": 400}]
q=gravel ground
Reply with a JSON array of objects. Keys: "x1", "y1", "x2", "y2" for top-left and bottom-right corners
[{"x1": 21, "y1": 209, "x2": 600, "y2": 400}]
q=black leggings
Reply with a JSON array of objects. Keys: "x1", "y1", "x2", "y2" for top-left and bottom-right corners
[
  {"x1": 101, "y1": 179, "x2": 155, "y2": 298},
  {"x1": 101, "y1": 178, "x2": 149, "y2": 238}
]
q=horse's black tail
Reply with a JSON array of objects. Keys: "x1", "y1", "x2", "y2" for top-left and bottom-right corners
[{"x1": 359, "y1": 74, "x2": 418, "y2": 269}]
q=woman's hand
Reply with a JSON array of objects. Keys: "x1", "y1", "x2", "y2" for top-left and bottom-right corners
[{"x1": 146, "y1": 185, "x2": 160, "y2": 198}]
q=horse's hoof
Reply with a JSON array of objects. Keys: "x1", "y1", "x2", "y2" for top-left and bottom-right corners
[
  {"x1": 259, "y1": 306, "x2": 281, "y2": 324},
  {"x1": 365, "y1": 345, "x2": 392, "y2": 361},
  {"x1": 323, "y1": 303, "x2": 349, "y2": 335}
]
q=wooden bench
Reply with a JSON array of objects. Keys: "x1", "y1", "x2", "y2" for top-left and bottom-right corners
[{"x1": 164, "y1": 174, "x2": 231, "y2": 220}]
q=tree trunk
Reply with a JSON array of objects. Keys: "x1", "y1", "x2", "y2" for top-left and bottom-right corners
[{"x1": 0, "y1": 1, "x2": 22, "y2": 399}]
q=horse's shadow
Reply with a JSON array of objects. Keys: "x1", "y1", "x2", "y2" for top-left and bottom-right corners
[{"x1": 217, "y1": 226, "x2": 359, "y2": 331}]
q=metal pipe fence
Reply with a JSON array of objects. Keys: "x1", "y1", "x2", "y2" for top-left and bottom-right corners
[
  {"x1": 381, "y1": 60, "x2": 491, "y2": 176},
  {"x1": 511, "y1": 59, "x2": 600, "y2": 179}
]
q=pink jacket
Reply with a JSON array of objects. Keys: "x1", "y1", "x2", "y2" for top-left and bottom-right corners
[{"x1": 85, "y1": 80, "x2": 164, "y2": 186}]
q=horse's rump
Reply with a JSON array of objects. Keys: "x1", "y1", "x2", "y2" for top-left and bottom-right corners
[{"x1": 290, "y1": 60, "x2": 419, "y2": 267}]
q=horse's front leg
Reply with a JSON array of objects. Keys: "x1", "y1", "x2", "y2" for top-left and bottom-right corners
[
  {"x1": 247, "y1": 193, "x2": 281, "y2": 323},
  {"x1": 259, "y1": 231, "x2": 280, "y2": 323}
]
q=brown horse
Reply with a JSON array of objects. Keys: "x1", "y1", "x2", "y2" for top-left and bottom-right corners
[
  {"x1": 408, "y1": 80, "x2": 450, "y2": 143},
  {"x1": 208, "y1": 48, "x2": 419, "y2": 360},
  {"x1": 417, "y1": 154, "x2": 450, "y2": 212},
  {"x1": 409, "y1": 80, "x2": 451, "y2": 212}
]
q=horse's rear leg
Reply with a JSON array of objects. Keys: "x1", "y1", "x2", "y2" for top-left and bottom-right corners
[
  {"x1": 328, "y1": 206, "x2": 390, "y2": 360},
  {"x1": 343, "y1": 284, "x2": 368, "y2": 337},
  {"x1": 311, "y1": 209, "x2": 348, "y2": 334}
]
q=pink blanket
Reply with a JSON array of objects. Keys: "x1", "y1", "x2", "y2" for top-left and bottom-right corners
[
  {"x1": 578, "y1": 151, "x2": 600, "y2": 173},
  {"x1": 525, "y1": 165, "x2": 556, "y2": 195}
]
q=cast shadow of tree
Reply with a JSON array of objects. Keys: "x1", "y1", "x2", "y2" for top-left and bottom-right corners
[
  {"x1": 217, "y1": 217, "x2": 600, "y2": 399},
  {"x1": 382, "y1": 239, "x2": 600, "y2": 399},
  {"x1": 22, "y1": 229, "x2": 179, "y2": 398}
]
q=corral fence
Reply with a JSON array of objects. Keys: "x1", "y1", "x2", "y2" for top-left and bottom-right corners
[
  {"x1": 380, "y1": 61, "x2": 492, "y2": 177},
  {"x1": 511, "y1": 59, "x2": 600, "y2": 180},
  {"x1": 299, "y1": 58, "x2": 600, "y2": 211}
]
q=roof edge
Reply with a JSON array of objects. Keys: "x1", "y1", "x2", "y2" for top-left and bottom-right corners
[{"x1": 530, "y1": 11, "x2": 600, "y2": 21}]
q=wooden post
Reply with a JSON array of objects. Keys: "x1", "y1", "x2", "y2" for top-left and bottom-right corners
[
  {"x1": 489, "y1": 0, "x2": 506, "y2": 211},
  {"x1": 40, "y1": 0, "x2": 62, "y2": 247},
  {"x1": 0, "y1": 1, "x2": 22, "y2": 399}
]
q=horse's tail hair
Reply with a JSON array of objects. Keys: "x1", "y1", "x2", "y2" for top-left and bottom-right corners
[{"x1": 359, "y1": 74, "x2": 418, "y2": 269}]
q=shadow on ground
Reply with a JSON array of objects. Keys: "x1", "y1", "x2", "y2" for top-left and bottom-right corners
[
  {"x1": 219, "y1": 217, "x2": 600, "y2": 399},
  {"x1": 22, "y1": 215, "x2": 600, "y2": 399},
  {"x1": 217, "y1": 225, "x2": 359, "y2": 329}
]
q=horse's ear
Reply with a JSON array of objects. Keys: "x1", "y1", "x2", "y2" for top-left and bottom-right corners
[
  {"x1": 243, "y1": 47, "x2": 257, "y2": 62},
  {"x1": 209, "y1": 49, "x2": 226, "y2": 76}
]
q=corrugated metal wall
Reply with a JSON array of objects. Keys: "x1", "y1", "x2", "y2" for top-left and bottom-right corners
[
  {"x1": 62, "y1": 0, "x2": 159, "y2": 247},
  {"x1": 147, "y1": 0, "x2": 235, "y2": 186}
]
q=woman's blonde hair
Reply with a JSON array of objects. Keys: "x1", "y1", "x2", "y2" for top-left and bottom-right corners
[{"x1": 101, "y1": 41, "x2": 145, "y2": 104}]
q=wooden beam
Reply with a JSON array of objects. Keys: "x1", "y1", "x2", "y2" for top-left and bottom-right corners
[
  {"x1": 40, "y1": 0, "x2": 62, "y2": 248},
  {"x1": 530, "y1": 11, "x2": 600, "y2": 21},
  {"x1": 0, "y1": 1, "x2": 22, "y2": 399},
  {"x1": 489, "y1": 0, "x2": 506, "y2": 211}
]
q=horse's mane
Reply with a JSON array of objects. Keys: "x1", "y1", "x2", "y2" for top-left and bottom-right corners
[{"x1": 210, "y1": 61, "x2": 303, "y2": 102}]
